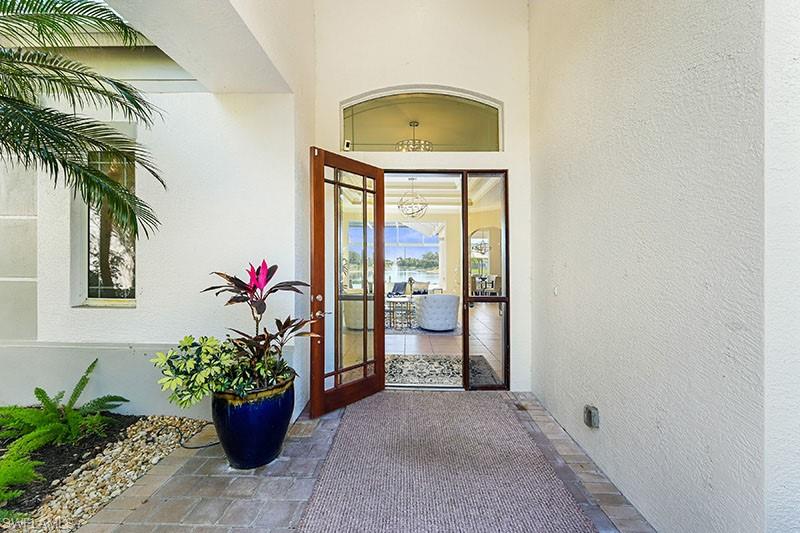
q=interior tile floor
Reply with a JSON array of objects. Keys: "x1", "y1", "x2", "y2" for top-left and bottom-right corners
[{"x1": 76, "y1": 392, "x2": 655, "y2": 533}]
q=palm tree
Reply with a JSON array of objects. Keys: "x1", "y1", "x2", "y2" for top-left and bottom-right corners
[{"x1": 0, "y1": 0, "x2": 163, "y2": 237}]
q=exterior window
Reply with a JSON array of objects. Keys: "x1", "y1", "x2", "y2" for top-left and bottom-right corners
[
  {"x1": 87, "y1": 152, "x2": 135, "y2": 299},
  {"x1": 342, "y1": 92, "x2": 500, "y2": 152}
]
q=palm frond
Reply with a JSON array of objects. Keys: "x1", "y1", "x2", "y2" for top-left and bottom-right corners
[
  {"x1": 0, "y1": 48, "x2": 159, "y2": 124},
  {"x1": 0, "y1": 96, "x2": 162, "y2": 236},
  {"x1": 0, "y1": 0, "x2": 140, "y2": 47}
]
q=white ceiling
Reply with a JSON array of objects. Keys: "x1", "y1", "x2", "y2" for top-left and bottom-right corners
[{"x1": 105, "y1": 0, "x2": 289, "y2": 93}]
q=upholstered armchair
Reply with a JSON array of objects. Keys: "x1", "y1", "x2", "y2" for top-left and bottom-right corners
[{"x1": 414, "y1": 294, "x2": 460, "y2": 332}]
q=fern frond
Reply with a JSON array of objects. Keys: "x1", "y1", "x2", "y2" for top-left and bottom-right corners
[
  {"x1": 0, "y1": 453, "x2": 41, "y2": 504},
  {"x1": 78, "y1": 394, "x2": 128, "y2": 415},
  {"x1": 0, "y1": 405, "x2": 51, "y2": 437},
  {"x1": 33, "y1": 386, "x2": 61, "y2": 416},
  {"x1": 6, "y1": 422, "x2": 63, "y2": 456},
  {"x1": 0, "y1": 0, "x2": 141, "y2": 48},
  {"x1": 65, "y1": 358, "x2": 97, "y2": 410}
]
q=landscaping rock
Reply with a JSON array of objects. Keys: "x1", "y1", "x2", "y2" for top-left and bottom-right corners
[{"x1": 7, "y1": 416, "x2": 206, "y2": 532}]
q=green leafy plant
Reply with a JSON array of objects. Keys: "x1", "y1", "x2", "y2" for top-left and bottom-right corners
[
  {"x1": 0, "y1": 0, "x2": 164, "y2": 237},
  {"x1": 0, "y1": 359, "x2": 128, "y2": 456},
  {"x1": 0, "y1": 358, "x2": 127, "y2": 509},
  {"x1": 0, "y1": 454, "x2": 40, "y2": 503},
  {"x1": 152, "y1": 260, "x2": 317, "y2": 407},
  {"x1": 151, "y1": 336, "x2": 238, "y2": 408}
]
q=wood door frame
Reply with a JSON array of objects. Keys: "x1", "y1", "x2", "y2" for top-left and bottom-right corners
[
  {"x1": 385, "y1": 169, "x2": 511, "y2": 391},
  {"x1": 309, "y1": 147, "x2": 385, "y2": 418},
  {"x1": 460, "y1": 170, "x2": 511, "y2": 390}
]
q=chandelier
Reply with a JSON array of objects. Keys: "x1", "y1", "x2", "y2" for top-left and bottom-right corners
[
  {"x1": 395, "y1": 120, "x2": 433, "y2": 152},
  {"x1": 471, "y1": 240, "x2": 490, "y2": 255},
  {"x1": 398, "y1": 177, "x2": 429, "y2": 218}
]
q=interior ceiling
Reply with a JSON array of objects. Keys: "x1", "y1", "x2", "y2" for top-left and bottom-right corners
[{"x1": 344, "y1": 93, "x2": 499, "y2": 151}]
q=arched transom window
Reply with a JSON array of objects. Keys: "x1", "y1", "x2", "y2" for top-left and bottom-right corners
[{"x1": 342, "y1": 92, "x2": 500, "y2": 152}]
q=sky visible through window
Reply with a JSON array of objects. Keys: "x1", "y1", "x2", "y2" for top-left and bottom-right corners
[{"x1": 348, "y1": 222, "x2": 441, "y2": 286}]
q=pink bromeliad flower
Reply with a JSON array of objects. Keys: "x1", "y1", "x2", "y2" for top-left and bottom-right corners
[{"x1": 246, "y1": 259, "x2": 269, "y2": 294}]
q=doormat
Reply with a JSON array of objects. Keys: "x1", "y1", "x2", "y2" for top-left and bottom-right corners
[
  {"x1": 385, "y1": 354, "x2": 501, "y2": 386},
  {"x1": 298, "y1": 391, "x2": 597, "y2": 533}
]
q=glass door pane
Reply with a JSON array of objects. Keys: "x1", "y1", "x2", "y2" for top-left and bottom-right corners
[{"x1": 464, "y1": 172, "x2": 509, "y2": 389}]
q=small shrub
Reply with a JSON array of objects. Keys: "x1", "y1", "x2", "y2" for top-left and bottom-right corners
[
  {"x1": 0, "y1": 359, "x2": 128, "y2": 452},
  {"x1": 0, "y1": 359, "x2": 128, "y2": 508},
  {"x1": 0, "y1": 455, "x2": 40, "y2": 503}
]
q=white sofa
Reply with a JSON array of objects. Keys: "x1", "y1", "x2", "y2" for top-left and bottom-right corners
[{"x1": 414, "y1": 294, "x2": 460, "y2": 332}]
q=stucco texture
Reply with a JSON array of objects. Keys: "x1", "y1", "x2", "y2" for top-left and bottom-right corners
[
  {"x1": 765, "y1": 1, "x2": 800, "y2": 531},
  {"x1": 530, "y1": 2, "x2": 764, "y2": 532}
]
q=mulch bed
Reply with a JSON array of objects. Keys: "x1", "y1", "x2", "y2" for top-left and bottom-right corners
[{"x1": 3, "y1": 413, "x2": 141, "y2": 514}]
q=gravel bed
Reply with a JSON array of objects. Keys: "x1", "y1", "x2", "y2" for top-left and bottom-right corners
[{"x1": 9, "y1": 416, "x2": 206, "y2": 532}]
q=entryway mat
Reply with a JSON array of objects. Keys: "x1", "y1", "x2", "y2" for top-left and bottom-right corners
[{"x1": 298, "y1": 391, "x2": 597, "y2": 533}]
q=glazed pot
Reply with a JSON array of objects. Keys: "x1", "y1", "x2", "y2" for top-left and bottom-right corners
[{"x1": 211, "y1": 378, "x2": 294, "y2": 469}]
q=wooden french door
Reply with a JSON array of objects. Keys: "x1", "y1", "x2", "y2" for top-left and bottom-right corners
[{"x1": 309, "y1": 148, "x2": 385, "y2": 418}]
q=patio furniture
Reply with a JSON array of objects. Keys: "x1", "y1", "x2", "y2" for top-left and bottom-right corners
[{"x1": 414, "y1": 294, "x2": 460, "y2": 332}]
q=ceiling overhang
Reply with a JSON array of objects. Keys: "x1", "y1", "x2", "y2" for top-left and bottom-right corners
[{"x1": 105, "y1": 0, "x2": 289, "y2": 93}]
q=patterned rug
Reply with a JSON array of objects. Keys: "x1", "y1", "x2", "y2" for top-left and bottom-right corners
[
  {"x1": 386, "y1": 354, "x2": 501, "y2": 386},
  {"x1": 299, "y1": 392, "x2": 597, "y2": 533}
]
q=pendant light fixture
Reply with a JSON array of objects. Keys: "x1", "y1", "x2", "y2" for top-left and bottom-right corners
[
  {"x1": 395, "y1": 120, "x2": 433, "y2": 152},
  {"x1": 398, "y1": 177, "x2": 429, "y2": 219}
]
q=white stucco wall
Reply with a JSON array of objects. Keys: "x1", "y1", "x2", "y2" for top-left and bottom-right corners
[
  {"x1": 229, "y1": 0, "x2": 317, "y2": 421},
  {"x1": 38, "y1": 93, "x2": 297, "y2": 344},
  {"x1": 764, "y1": 1, "x2": 800, "y2": 530},
  {"x1": 530, "y1": 2, "x2": 764, "y2": 532},
  {"x1": 0, "y1": 92, "x2": 310, "y2": 419},
  {"x1": 313, "y1": 0, "x2": 533, "y2": 390}
]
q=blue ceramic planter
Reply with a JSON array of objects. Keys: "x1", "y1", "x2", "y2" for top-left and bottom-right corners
[{"x1": 211, "y1": 379, "x2": 295, "y2": 469}]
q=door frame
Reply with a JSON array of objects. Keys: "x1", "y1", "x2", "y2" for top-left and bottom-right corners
[
  {"x1": 309, "y1": 148, "x2": 385, "y2": 418},
  {"x1": 385, "y1": 169, "x2": 511, "y2": 390}
]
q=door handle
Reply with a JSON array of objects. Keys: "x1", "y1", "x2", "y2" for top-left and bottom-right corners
[{"x1": 314, "y1": 294, "x2": 323, "y2": 302}]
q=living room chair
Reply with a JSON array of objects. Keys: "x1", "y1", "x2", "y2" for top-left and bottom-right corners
[{"x1": 414, "y1": 294, "x2": 460, "y2": 332}]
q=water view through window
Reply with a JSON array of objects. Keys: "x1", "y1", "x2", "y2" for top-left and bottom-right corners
[{"x1": 347, "y1": 221, "x2": 441, "y2": 288}]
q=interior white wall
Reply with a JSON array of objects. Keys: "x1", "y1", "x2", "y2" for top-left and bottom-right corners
[
  {"x1": 530, "y1": 2, "x2": 764, "y2": 532},
  {"x1": 764, "y1": 1, "x2": 800, "y2": 530},
  {"x1": 313, "y1": 0, "x2": 532, "y2": 390}
]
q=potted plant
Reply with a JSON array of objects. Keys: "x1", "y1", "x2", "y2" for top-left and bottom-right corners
[{"x1": 151, "y1": 260, "x2": 315, "y2": 469}]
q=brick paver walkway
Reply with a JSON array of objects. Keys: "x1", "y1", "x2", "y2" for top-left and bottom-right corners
[
  {"x1": 78, "y1": 408, "x2": 342, "y2": 533},
  {"x1": 76, "y1": 393, "x2": 654, "y2": 533}
]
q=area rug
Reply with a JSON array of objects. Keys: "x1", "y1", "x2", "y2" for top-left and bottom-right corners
[
  {"x1": 299, "y1": 392, "x2": 597, "y2": 533},
  {"x1": 385, "y1": 354, "x2": 501, "y2": 386}
]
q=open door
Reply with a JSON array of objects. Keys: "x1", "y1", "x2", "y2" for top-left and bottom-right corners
[{"x1": 309, "y1": 148, "x2": 385, "y2": 418}]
